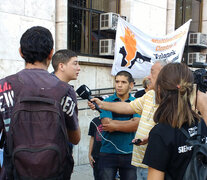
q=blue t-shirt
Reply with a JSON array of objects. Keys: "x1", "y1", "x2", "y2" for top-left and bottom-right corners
[{"x1": 100, "y1": 93, "x2": 140, "y2": 154}]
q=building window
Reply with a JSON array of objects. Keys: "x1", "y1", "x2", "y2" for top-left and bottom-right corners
[
  {"x1": 175, "y1": 0, "x2": 202, "y2": 32},
  {"x1": 68, "y1": 0, "x2": 120, "y2": 57},
  {"x1": 175, "y1": 0, "x2": 205, "y2": 66}
]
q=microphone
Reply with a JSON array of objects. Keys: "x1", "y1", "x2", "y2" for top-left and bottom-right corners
[{"x1": 76, "y1": 85, "x2": 101, "y2": 113}]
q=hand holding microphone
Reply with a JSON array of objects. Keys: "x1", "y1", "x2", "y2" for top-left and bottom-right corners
[
  {"x1": 76, "y1": 85, "x2": 102, "y2": 113},
  {"x1": 88, "y1": 99, "x2": 102, "y2": 111}
]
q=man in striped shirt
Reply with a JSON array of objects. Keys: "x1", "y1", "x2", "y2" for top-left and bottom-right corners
[{"x1": 88, "y1": 60, "x2": 167, "y2": 180}]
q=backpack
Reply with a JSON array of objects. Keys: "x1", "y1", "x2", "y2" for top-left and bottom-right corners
[
  {"x1": 3, "y1": 74, "x2": 73, "y2": 180},
  {"x1": 181, "y1": 122, "x2": 207, "y2": 180}
]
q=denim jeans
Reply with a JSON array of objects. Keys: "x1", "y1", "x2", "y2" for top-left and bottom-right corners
[
  {"x1": 99, "y1": 153, "x2": 137, "y2": 180},
  {"x1": 0, "y1": 149, "x2": 3, "y2": 167},
  {"x1": 137, "y1": 167, "x2": 148, "y2": 180},
  {"x1": 92, "y1": 157, "x2": 100, "y2": 180}
]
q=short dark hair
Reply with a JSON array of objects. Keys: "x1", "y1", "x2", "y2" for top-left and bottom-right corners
[
  {"x1": 20, "y1": 26, "x2": 54, "y2": 64},
  {"x1": 52, "y1": 49, "x2": 77, "y2": 72},
  {"x1": 115, "y1": 71, "x2": 134, "y2": 84}
]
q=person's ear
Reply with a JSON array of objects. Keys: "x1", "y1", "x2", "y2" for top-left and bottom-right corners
[
  {"x1": 129, "y1": 82, "x2": 134, "y2": 90},
  {"x1": 19, "y1": 48, "x2": 24, "y2": 58},
  {"x1": 46, "y1": 49, "x2": 54, "y2": 67},
  {"x1": 48, "y1": 49, "x2": 54, "y2": 60},
  {"x1": 58, "y1": 63, "x2": 65, "y2": 72}
]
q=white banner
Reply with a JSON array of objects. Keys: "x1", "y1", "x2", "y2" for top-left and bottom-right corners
[{"x1": 112, "y1": 18, "x2": 191, "y2": 78}]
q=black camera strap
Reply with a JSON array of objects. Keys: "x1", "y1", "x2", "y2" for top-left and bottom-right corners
[{"x1": 195, "y1": 85, "x2": 198, "y2": 110}]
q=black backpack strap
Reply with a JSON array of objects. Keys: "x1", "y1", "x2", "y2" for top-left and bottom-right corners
[
  {"x1": 0, "y1": 130, "x2": 5, "y2": 149},
  {"x1": 20, "y1": 96, "x2": 55, "y2": 105},
  {"x1": 181, "y1": 121, "x2": 205, "y2": 147},
  {"x1": 181, "y1": 121, "x2": 202, "y2": 139},
  {"x1": 180, "y1": 127, "x2": 190, "y2": 139},
  {"x1": 197, "y1": 121, "x2": 202, "y2": 135}
]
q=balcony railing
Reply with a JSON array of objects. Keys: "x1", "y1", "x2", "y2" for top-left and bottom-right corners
[{"x1": 77, "y1": 84, "x2": 142, "y2": 111}]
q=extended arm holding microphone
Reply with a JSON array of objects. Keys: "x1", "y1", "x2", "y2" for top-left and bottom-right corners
[{"x1": 88, "y1": 98, "x2": 136, "y2": 115}]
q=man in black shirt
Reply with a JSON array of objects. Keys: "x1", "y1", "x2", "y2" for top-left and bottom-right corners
[
  {"x1": 88, "y1": 116, "x2": 103, "y2": 180},
  {"x1": 134, "y1": 77, "x2": 152, "y2": 98},
  {"x1": 52, "y1": 49, "x2": 81, "y2": 152}
]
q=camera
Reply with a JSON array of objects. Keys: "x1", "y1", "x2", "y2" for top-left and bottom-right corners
[{"x1": 193, "y1": 68, "x2": 207, "y2": 93}]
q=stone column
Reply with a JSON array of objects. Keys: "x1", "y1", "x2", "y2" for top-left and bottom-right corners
[
  {"x1": 166, "y1": 0, "x2": 176, "y2": 34},
  {"x1": 56, "y1": 0, "x2": 68, "y2": 50},
  {"x1": 202, "y1": 0, "x2": 207, "y2": 34}
]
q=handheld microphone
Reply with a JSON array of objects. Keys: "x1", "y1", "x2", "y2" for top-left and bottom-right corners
[{"x1": 76, "y1": 85, "x2": 101, "y2": 113}]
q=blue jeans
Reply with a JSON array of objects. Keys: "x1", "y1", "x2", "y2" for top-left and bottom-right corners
[
  {"x1": 137, "y1": 167, "x2": 148, "y2": 180},
  {"x1": 0, "y1": 149, "x2": 3, "y2": 166},
  {"x1": 92, "y1": 157, "x2": 100, "y2": 180},
  {"x1": 99, "y1": 153, "x2": 137, "y2": 180}
]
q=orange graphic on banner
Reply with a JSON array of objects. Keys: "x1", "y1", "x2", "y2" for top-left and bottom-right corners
[{"x1": 120, "y1": 28, "x2": 137, "y2": 67}]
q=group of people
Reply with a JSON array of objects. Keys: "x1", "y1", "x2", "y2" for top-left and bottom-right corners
[
  {"x1": 0, "y1": 25, "x2": 207, "y2": 180},
  {"x1": 88, "y1": 60, "x2": 207, "y2": 180}
]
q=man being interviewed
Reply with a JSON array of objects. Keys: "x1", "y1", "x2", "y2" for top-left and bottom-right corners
[{"x1": 98, "y1": 71, "x2": 140, "y2": 180}]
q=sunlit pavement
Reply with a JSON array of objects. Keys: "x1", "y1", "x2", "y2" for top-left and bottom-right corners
[{"x1": 71, "y1": 164, "x2": 94, "y2": 180}]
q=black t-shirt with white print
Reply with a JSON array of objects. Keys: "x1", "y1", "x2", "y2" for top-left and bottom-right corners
[{"x1": 143, "y1": 119, "x2": 207, "y2": 180}]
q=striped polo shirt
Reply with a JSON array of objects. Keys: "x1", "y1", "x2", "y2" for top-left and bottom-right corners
[{"x1": 130, "y1": 90, "x2": 158, "y2": 168}]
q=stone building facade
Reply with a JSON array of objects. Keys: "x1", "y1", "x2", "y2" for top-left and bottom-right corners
[{"x1": 0, "y1": 0, "x2": 207, "y2": 165}]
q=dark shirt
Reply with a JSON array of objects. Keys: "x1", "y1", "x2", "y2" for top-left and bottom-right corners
[
  {"x1": 0, "y1": 69, "x2": 79, "y2": 133},
  {"x1": 134, "y1": 89, "x2": 145, "y2": 98},
  {"x1": 50, "y1": 72, "x2": 74, "y2": 150},
  {"x1": 88, "y1": 117, "x2": 103, "y2": 158},
  {"x1": 143, "y1": 119, "x2": 207, "y2": 180}
]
